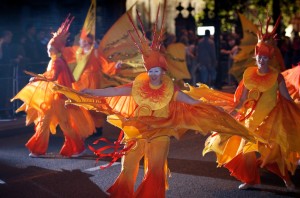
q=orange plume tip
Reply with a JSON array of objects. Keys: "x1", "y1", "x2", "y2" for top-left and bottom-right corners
[{"x1": 48, "y1": 15, "x2": 74, "y2": 52}]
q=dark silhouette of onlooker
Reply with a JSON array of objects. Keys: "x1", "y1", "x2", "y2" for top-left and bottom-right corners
[
  {"x1": 291, "y1": 31, "x2": 300, "y2": 66},
  {"x1": 0, "y1": 30, "x2": 13, "y2": 64},
  {"x1": 278, "y1": 32, "x2": 292, "y2": 69},
  {"x1": 225, "y1": 34, "x2": 239, "y2": 85},
  {"x1": 196, "y1": 29, "x2": 217, "y2": 87},
  {"x1": 216, "y1": 33, "x2": 230, "y2": 88},
  {"x1": 11, "y1": 34, "x2": 30, "y2": 65},
  {"x1": 36, "y1": 29, "x2": 50, "y2": 62},
  {"x1": 23, "y1": 24, "x2": 39, "y2": 64},
  {"x1": 11, "y1": 34, "x2": 31, "y2": 93}
]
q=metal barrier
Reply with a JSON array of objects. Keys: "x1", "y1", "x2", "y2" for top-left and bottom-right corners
[{"x1": 0, "y1": 61, "x2": 47, "y2": 119}]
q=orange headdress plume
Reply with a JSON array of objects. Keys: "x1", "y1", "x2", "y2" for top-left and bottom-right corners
[
  {"x1": 127, "y1": 1, "x2": 167, "y2": 71},
  {"x1": 48, "y1": 15, "x2": 74, "y2": 52},
  {"x1": 255, "y1": 12, "x2": 281, "y2": 58}
]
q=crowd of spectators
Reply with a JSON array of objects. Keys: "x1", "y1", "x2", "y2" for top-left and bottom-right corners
[
  {"x1": 0, "y1": 24, "x2": 52, "y2": 119},
  {"x1": 172, "y1": 29, "x2": 241, "y2": 89},
  {"x1": 172, "y1": 28, "x2": 300, "y2": 90}
]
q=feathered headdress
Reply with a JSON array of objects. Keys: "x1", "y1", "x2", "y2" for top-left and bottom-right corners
[
  {"x1": 255, "y1": 12, "x2": 281, "y2": 58},
  {"x1": 48, "y1": 15, "x2": 74, "y2": 52},
  {"x1": 127, "y1": 1, "x2": 167, "y2": 71}
]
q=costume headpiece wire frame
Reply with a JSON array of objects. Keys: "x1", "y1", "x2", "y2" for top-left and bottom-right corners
[
  {"x1": 255, "y1": 12, "x2": 281, "y2": 58},
  {"x1": 126, "y1": 1, "x2": 168, "y2": 71},
  {"x1": 48, "y1": 14, "x2": 74, "y2": 52}
]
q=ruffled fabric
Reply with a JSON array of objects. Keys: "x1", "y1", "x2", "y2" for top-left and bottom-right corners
[
  {"x1": 282, "y1": 65, "x2": 300, "y2": 102},
  {"x1": 183, "y1": 83, "x2": 235, "y2": 112},
  {"x1": 256, "y1": 95, "x2": 300, "y2": 174},
  {"x1": 224, "y1": 152, "x2": 260, "y2": 185},
  {"x1": 12, "y1": 81, "x2": 95, "y2": 139},
  {"x1": 52, "y1": 76, "x2": 255, "y2": 142}
]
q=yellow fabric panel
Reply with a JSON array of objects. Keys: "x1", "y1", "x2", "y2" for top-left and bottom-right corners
[{"x1": 165, "y1": 43, "x2": 191, "y2": 80}]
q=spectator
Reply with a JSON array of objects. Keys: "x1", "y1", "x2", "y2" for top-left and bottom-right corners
[
  {"x1": 0, "y1": 30, "x2": 13, "y2": 64},
  {"x1": 196, "y1": 29, "x2": 217, "y2": 87},
  {"x1": 36, "y1": 29, "x2": 50, "y2": 62},
  {"x1": 226, "y1": 34, "x2": 239, "y2": 85},
  {"x1": 216, "y1": 32, "x2": 230, "y2": 88},
  {"x1": 278, "y1": 32, "x2": 292, "y2": 69},
  {"x1": 291, "y1": 31, "x2": 300, "y2": 66},
  {"x1": 23, "y1": 24, "x2": 39, "y2": 64}
]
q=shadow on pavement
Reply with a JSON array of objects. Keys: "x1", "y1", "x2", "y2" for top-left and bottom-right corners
[{"x1": 0, "y1": 163, "x2": 108, "y2": 198}]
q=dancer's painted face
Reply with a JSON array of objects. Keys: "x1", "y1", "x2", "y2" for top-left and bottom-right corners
[
  {"x1": 148, "y1": 67, "x2": 163, "y2": 85},
  {"x1": 79, "y1": 38, "x2": 92, "y2": 50},
  {"x1": 47, "y1": 45, "x2": 58, "y2": 57},
  {"x1": 256, "y1": 55, "x2": 269, "y2": 69}
]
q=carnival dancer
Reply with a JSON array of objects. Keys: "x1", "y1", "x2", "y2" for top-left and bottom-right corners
[
  {"x1": 53, "y1": 5, "x2": 256, "y2": 197},
  {"x1": 203, "y1": 14, "x2": 300, "y2": 191},
  {"x1": 62, "y1": 0, "x2": 119, "y2": 91},
  {"x1": 11, "y1": 16, "x2": 95, "y2": 157},
  {"x1": 62, "y1": 0, "x2": 119, "y2": 136}
]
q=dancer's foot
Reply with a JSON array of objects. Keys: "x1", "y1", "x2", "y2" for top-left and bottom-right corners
[
  {"x1": 71, "y1": 149, "x2": 86, "y2": 158},
  {"x1": 29, "y1": 152, "x2": 41, "y2": 158},
  {"x1": 238, "y1": 183, "x2": 253, "y2": 190}
]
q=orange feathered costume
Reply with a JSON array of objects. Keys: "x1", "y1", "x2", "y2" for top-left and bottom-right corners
[
  {"x1": 202, "y1": 14, "x2": 300, "y2": 186},
  {"x1": 11, "y1": 16, "x2": 95, "y2": 156}
]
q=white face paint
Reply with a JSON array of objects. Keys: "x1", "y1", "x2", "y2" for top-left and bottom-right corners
[
  {"x1": 256, "y1": 55, "x2": 269, "y2": 70},
  {"x1": 79, "y1": 38, "x2": 91, "y2": 51},
  {"x1": 47, "y1": 45, "x2": 57, "y2": 57},
  {"x1": 147, "y1": 67, "x2": 163, "y2": 85}
]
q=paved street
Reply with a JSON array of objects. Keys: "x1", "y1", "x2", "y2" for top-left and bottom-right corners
[{"x1": 0, "y1": 118, "x2": 300, "y2": 198}]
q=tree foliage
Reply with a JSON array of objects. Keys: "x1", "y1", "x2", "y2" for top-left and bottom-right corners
[{"x1": 197, "y1": 0, "x2": 300, "y2": 34}]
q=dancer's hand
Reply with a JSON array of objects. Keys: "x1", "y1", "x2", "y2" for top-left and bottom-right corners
[
  {"x1": 29, "y1": 77, "x2": 36, "y2": 82},
  {"x1": 29, "y1": 76, "x2": 44, "y2": 83}
]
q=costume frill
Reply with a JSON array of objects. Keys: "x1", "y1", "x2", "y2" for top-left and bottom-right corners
[
  {"x1": 53, "y1": 73, "x2": 255, "y2": 141},
  {"x1": 282, "y1": 65, "x2": 300, "y2": 102},
  {"x1": 11, "y1": 57, "x2": 95, "y2": 156},
  {"x1": 203, "y1": 67, "x2": 300, "y2": 184}
]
